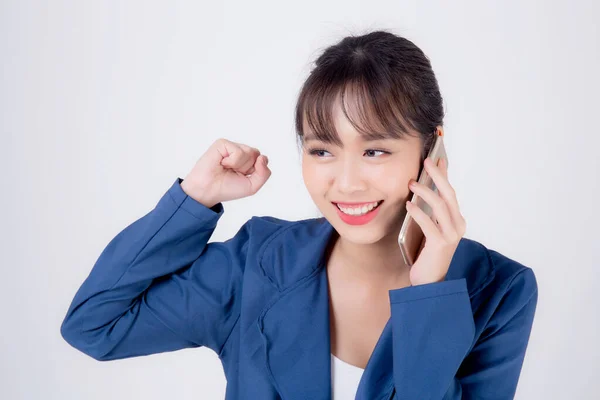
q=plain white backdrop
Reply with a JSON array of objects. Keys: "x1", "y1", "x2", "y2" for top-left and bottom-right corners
[{"x1": 1, "y1": 0, "x2": 598, "y2": 399}]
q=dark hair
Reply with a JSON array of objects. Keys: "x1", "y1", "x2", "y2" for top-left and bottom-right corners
[{"x1": 294, "y1": 30, "x2": 444, "y2": 166}]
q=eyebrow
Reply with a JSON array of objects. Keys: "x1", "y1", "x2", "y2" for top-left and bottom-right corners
[{"x1": 303, "y1": 132, "x2": 396, "y2": 144}]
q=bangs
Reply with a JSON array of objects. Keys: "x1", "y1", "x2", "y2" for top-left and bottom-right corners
[{"x1": 295, "y1": 69, "x2": 421, "y2": 148}]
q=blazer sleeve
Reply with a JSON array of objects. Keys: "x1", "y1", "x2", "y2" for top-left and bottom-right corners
[
  {"x1": 60, "y1": 178, "x2": 251, "y2": 361},
  {"x1": 389, "y1": 268, "x2": 538, "y2": 400}
]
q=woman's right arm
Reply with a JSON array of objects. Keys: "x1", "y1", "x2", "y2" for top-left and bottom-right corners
[
  {"x1": 60, "y1": 139, "x2": 271, "y2": 361},
  {"x1": 61, "y1": 178, "x2": 251, "y2": 360}
]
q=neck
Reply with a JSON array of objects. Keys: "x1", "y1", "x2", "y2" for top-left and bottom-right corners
[{"x1": 326, "y1": 228, "x2": 411, "y2": 291}]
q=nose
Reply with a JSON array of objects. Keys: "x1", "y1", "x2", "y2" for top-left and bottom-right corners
[{"x1": 335, "y1": 158, "x2": 368, "y2": 194}]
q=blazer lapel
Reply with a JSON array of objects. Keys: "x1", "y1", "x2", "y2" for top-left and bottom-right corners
[
  {"x1": 254, "y1": 218, "x2": 336, "y2": 399},
  {"x1": 257, "y1": 260, "x2": 332, "y2": 399}
]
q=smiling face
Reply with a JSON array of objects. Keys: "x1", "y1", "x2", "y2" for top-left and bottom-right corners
[{"x1": 301, "y1": 98, "x2": 423, "y2": 245}]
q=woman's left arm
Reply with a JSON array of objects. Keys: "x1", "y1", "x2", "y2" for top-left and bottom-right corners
[
  {"x1": 399, "y1": 157, "x2": 538, "y2": 399},
  {"x1": 445, "y1": 270, "x2": 538, "y2": 399},
  {"x1": 389, "y1": 269, "x2": 538, "y2": 399}
]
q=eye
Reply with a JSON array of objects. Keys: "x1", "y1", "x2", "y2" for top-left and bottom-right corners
[
  {"x1": 365, "y1": 149, "x2": 389, "y2": 157},
  {"x1": 308, "y1": 148, "x2": 332, "y2": 157}
]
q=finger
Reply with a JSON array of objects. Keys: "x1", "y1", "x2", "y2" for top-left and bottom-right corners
[
  {"x1": 424, "y1": 158, "x2": 462, "y2": 224},
  {"x1": 238, "y1": 144, "x2": 261, "y2": 173},
  {"x1": 409, "y1": 179, "x2": 454, "y2": 237},
  {"x1": 438, "y1": 158, "x2": 448, "y2": 179},
  {"x1": 220, "y1": 145, "x2": 245, "y2": 168},
  {"x1": 405, "y1": 200, "x2": 440, "y2": 240},
  {"x1": 238, "y1": 143, "x2": 261, "y2": 158},
  {"x1": 238, "y1": 155, "x2": 258, "y2": 175},
  {"x1": 221, "y1": 144, "x2": 255, "y2": 174},
  {"x1": 245, "y1": 151, "x2": 266, "y2": 176},
  {"x1": 247, "y1": 155, "x2": 271, "y2": 193},
  {"x1": 427, "y1": 158, "x2": 466, "y2": 234},
  {"x1": 436, "y1": 159, "x2": 464, "y2": 232},
  {"x1": 217, "y1": 140, "x2": 240, "y2": 162},
  {"x1": 424, "y1": 158, "x2": 457, "y2": 206}
]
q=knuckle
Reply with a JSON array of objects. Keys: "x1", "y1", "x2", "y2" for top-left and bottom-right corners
[
  {"x1": 232, "y1": 143, "x2": 243, "y2": 152},
  {"x1": 432, "y1": 239, "x2": 447, "y2": 251},
  {"x1": 231, "y1": 149, "x2": 242, "y2": 159}
]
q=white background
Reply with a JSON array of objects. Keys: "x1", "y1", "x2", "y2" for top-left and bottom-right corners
[{"x1": 1, "y1": 0, "x2": 598, "y2": 399}]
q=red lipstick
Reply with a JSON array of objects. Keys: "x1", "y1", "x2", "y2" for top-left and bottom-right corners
[{"x1": 332, "y1": 201, "x2": 383, "y2": 226}]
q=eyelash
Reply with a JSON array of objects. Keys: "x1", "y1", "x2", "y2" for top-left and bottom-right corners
[{"x1": 307, "y1": 148, "x2": 390, "y2": 158}]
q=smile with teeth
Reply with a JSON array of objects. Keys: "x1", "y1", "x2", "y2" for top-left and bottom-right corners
[{"x1": 335, "y1": 200, "x2": 383, "y2": 216}]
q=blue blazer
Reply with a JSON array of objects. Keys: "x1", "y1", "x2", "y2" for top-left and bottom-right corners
[{"x1": 61, "y1": 178, "x2": 538, "y2": 400}]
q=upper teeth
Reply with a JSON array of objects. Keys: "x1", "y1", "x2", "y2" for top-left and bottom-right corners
[{"x1": 336, "y1": 201, "x2": 380, "y2": 216}]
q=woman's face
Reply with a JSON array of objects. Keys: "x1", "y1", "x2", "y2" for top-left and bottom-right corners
[{"x1": 301, "y1": 103, "x2": 423, "y2": 245}]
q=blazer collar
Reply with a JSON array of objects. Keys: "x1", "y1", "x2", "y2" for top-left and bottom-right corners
[{"x1": 255, "y1": 217, "x2": 495, "y2": 400}]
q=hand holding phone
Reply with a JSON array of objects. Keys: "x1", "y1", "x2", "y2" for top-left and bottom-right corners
[{"x1": 398, "y1": 130, "x2": 449, "y2": 267}]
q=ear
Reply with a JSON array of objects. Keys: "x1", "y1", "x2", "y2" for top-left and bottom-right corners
[{"x1": 435, "y1": 125, "x2": 445, "y2": 137}]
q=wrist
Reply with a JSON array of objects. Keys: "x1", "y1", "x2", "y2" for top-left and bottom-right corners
[{"x1": 180, "y1": 179, "x2": 218, "y2": 209}]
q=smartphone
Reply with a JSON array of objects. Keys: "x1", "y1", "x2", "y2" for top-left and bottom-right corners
[{"x1": 398, "y1": 129, "x2": 448, "y2": 267}]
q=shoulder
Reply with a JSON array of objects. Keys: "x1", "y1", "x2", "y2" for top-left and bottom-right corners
[
  {"x1": 241, "y1": 217, "x2": 538, "y2": 306},
  {"x1": 245, "y1": 214, "x2": 321, "y2": 243},
  {"x1": 455, "y1": 237, "x2": 538, "y2": 320},
  {"x1": 244, "y1": 215, "x2": 334, "y2": 290}
]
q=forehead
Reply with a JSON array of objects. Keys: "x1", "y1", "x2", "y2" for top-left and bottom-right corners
[
  {"x1": 303, "y1": 103, "x2": 409, "y2": 145},
  {"x1": 300, "y1": 88, "x2": 423, "y2": 148}
]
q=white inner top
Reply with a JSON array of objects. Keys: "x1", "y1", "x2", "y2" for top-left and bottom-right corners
[{"x1": 331, "y1": 353, "x2": 365, "y2": 399}]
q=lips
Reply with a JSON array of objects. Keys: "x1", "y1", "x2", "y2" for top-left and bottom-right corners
[{"x1": 333, "y1": 200, "x2": 383, "y2": 225}]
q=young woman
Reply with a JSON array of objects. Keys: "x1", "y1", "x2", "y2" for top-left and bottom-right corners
[{"x1": 61, "y1": 30, "x2": 538, "y2": 399}]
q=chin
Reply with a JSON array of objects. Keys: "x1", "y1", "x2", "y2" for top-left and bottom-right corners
[
  {"x1": 326, "y1": 216, "x2": 389, "y2": 244},
  {"x1": 319, "y1": 199, "x2": 404, "y2": 242},
  {"x1": 341, "y1": 230, "x2": 386, "y2": 245}
]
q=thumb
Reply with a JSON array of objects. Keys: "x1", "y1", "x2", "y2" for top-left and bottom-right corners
[{"x1": 248, "y1": 155, "x2": 271, "y2": 193}]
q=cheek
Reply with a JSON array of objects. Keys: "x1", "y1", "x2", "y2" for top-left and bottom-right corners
[
  {"x1": 301, "y1": 160, "x2": 325, "y2": 194},
  {"x1": 377, "y1": 165, "x2": 413, "y2": 196}
]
